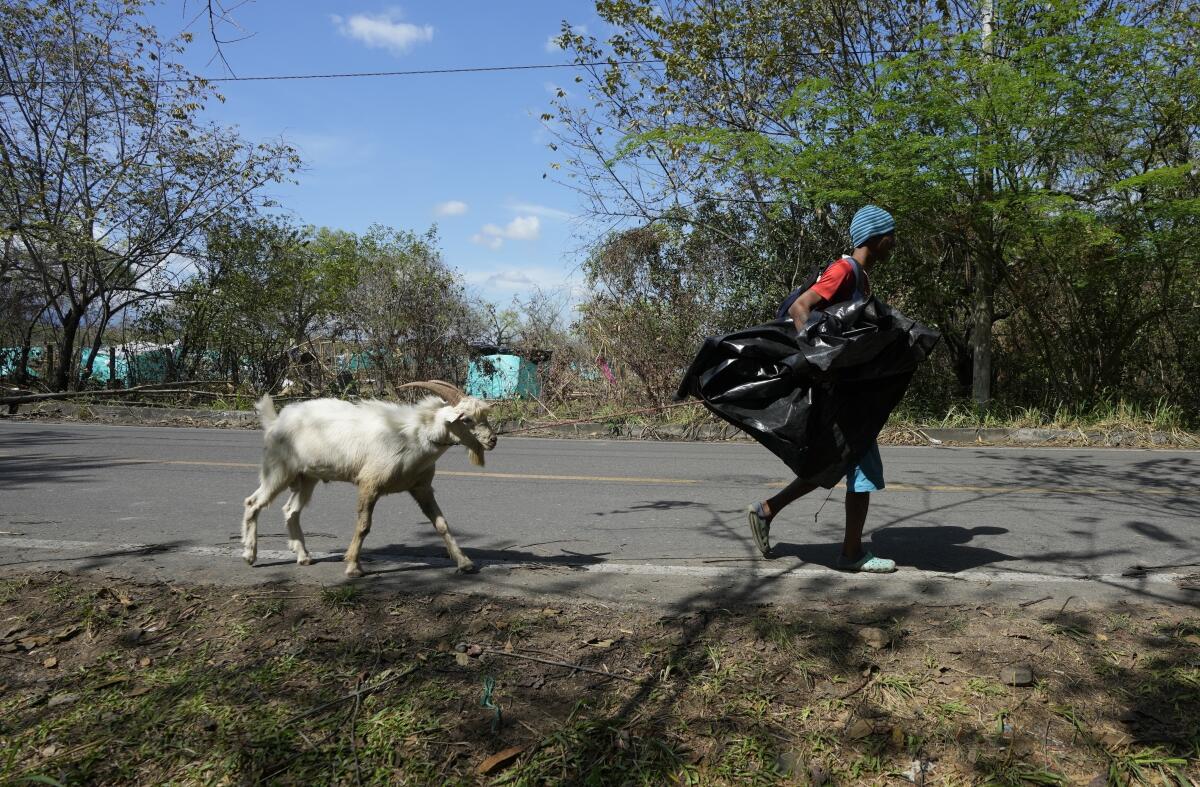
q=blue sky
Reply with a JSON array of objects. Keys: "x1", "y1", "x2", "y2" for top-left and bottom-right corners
[{"x1": 144, "y1": 1, "x2": 602, "y2": 307}]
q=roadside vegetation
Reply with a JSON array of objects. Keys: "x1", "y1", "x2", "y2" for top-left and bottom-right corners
[{"x1": 1, "y1": 573, "x2": 1197, "y2": 785}]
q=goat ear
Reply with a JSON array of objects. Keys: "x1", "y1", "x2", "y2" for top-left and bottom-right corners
[{"x1": 439, "y1": 406, "x2": 465, "y2": 425}]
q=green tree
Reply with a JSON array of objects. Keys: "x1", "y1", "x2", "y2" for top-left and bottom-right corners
[
  {"x1": 141, "y1": 218, "x2": 358, "y2": 390},
  {"x1": 342, "y1": 225, "x2": 478, "y2": 388},
  {"x1": 554, "y1": 0, "x2": 1200, "y2": 411}
]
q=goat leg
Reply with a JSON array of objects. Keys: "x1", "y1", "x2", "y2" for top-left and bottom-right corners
[
  {"x1": 343, "y1": 485, "x2": 378, "y2": 577},
  {"x1": 241, "y1": 473, "x2": 290, "y2": 566},
  {"x1": 282, "y1": 475, "x2": 317, "y2": 565},
  {"x1": 411, "y1": 485, "x2": 476, "y2": 573}
]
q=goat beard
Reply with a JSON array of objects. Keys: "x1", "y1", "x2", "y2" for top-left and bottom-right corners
[{"x1": 466, "y1": 445, "x2": 485, "y2": 467}]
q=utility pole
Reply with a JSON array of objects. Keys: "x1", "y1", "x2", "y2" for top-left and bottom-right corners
[{"x1": 971, "y1": 0, "x2": 996, "y2": 408}]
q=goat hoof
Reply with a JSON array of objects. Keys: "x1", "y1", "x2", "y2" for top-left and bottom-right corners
[
  {"x1": 242, "y1": 550, "x2": 257, "y2": 565},
  {"x1": 456, "y1": 562, "x2": 478, "y2": 574},
  {"x1": 298, "y1": 556, "x2": 313, "y2": 566},
  {"x1": 345, "y1": 565, "x2": 364, "y2": 578}
]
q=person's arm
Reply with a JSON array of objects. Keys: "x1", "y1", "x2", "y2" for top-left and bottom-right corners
[{"x1": 787, "y1": 288, "x2": 826, "y2": 328}]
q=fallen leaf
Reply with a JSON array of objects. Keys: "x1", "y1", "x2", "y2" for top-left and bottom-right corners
[
  {"x1": 586, "y1": 638, "x2": 615, "y2": 649},
  {"x1": 138, "y1": 656, "x2": 152, "y2": 668},
  {"x1": 95, "y1": 676, "x2": 130, "y2": 689},
  {"x1": 477, "y1": 745, "x2": 525, "y2": 775},
  {"x1": 128, "y1": 686, "x2": 152, "y2": 697},
  {"x1": 454, "y1": 652, "x2": 471, "y2": 666},
  {"x1": 847, "y1": 718, "x2": 874, "y2": 739},
  {"x1": 1099, "y1": 728, "x2": 1131, "y2": 749},
  {"x1": 42, "y1": 656, "x2": 58, "y2": 669},
  {"x1": 54, "y1": 625, "x2": 81, "y2": 642},
  {"x1": 18, "y1": 635, "x2": 50, "y2": 650}
]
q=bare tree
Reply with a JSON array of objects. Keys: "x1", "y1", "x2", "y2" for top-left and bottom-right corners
[{"x1": 0, "y1": 0, "x2": 297, "y2": 390}]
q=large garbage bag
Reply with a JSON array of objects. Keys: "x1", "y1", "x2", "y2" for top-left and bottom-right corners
[{"x1": 675, "y1": 296, "x2": 940, "y2": 487}]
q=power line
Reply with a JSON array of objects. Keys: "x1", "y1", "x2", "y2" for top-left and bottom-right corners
[
  {"x1": 5, "y1": 48, "x2": 984, "y2": 87},
  {"x1": 5, "y1": 59, "x2": 662, "y2": 86},
  {"x1": 188, "y1": 59, "x2": 663, "y2": 82}
]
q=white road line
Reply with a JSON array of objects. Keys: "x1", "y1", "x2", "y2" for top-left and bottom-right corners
[{"x1": 0, "y1": 536, "x2": 1185, "y2": 587}]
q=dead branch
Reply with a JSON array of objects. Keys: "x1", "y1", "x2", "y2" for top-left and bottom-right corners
[{"x1": 0, "y1": 381, "x2": 233, "y2": 406}]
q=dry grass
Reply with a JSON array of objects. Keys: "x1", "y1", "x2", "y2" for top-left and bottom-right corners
[{"x1": 0, "y1": 573, "x2": 1197, "y2": 785}]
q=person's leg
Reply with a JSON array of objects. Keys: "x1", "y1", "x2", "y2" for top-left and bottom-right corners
[
  {"x1": 836, "y1": 441, "x2": 895, "y2": 572},
  {"x1": 764, "y1": 478, "x2": 819, "y2": 520},
  {"x1": 842, "y1": 490, "x2": 869, "y2": 559},
  {"x1": 748, "y1": 477, "x2": 819, "y2": 558}
]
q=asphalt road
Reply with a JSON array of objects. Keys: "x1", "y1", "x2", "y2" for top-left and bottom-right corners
[{"x1": 2, "y1": 420, "x2": 1198, "y2": 608}]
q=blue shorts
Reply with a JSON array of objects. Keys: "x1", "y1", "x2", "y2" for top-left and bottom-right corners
[{"x1": 846, "y1": 441, "x2": 884, "y2": 492}]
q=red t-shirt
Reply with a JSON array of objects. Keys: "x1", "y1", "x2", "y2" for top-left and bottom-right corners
[{"x1": 809, "y1": 257, "x2": 870, "y2": 305}]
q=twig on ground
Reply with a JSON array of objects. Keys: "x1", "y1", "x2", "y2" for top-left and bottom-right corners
[
  {"x1": 350, "y1": 676, "x2": 363, "y2": 787},
  {"x1": 1019, "y1": 596, "x2": 1053, "y2": 608},
  {"x1": 499, "y1": 400, "x2": 701, "y2": 435},
  {"x1": 480, "y1": 646, "x2": 641, "y2": 683},
  {"x1": 532, "y1": 394, "x2": 558, "y2": 420},
  {"x1": 837, "y1": 674, "x2": 874, "y2": 699},
  {"x1": 281, "y1": 662, "x2": 421, "y2": 726},
  {"x1": 0, "y1": 381, "x2": 233, "y2": 406},
  {"x1": 1122, "y1": 560, "x2": 1200, "y2": 576}
]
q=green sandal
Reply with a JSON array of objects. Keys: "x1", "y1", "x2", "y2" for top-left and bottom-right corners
[
  {"x1": 836, "y1": 551, "x2": 896, "y2": 573},
  {"x1": 747, "y1": 503, "x2": 773, "y2": 558}
]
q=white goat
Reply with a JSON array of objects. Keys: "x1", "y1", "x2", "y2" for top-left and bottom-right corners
[{"x1": 240, "y1": 380, "x2": 497, "y2": 576}]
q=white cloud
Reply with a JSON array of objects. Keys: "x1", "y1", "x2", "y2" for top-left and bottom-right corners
[
  {"x1": 470, "y1": 215, "x2": 541, "y2": 248},
  {"x1": 434, "y1": 200, "x2": 468, "y2": 217},
  {"x1": 470, "y1": 233, "x2": 503, "y2": 250},
  {"x1": 508, "y1": 201, "x2": 573, "y2": 221},
  {"x1": 332, "y1": 10, "x2": 433, "y2": 55},
  {"x1": 544, "y1": 24, "x2": 586, "y2": 53},
  {"x1": 463, "y1": 265, "x2": 583, "y2": 294},
  {"x1": 497, "y1": 216, "x2": 540, "y2": 239}
]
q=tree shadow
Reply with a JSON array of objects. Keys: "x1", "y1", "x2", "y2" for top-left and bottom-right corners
[{"x1": 773, "y1": 525, "x2": 1015, "y2": 572}]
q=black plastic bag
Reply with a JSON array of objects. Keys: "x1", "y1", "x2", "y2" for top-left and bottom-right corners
[{"x1": 675, "y1": 295, "x2": 940, "y2": 487}]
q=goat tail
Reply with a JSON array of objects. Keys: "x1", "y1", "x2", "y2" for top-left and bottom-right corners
[{"x1": 255, "y1": 395, "x2": 279, "y2": 429}]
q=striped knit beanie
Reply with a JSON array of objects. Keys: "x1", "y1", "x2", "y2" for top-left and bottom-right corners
[{"x1": 849, "y1": 205, "x2": 895, "y2": 248}]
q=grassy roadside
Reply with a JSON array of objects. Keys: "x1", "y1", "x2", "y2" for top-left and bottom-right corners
[{"x1": 0, "y1": 573, "x2": 1196, "y2": 785}]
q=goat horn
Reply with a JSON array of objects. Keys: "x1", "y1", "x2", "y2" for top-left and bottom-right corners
[{"x1": 398, "y1": 380, "x2": 464, "y2": 406}]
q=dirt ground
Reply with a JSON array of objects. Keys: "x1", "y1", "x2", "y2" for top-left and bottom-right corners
[{"x1": 0, "y1": 572, "x2": 1196, "y2": 785}]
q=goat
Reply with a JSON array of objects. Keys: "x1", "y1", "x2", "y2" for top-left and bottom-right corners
[{"x1": 240, "y1": 380, "x2": 497, "y2": 576}]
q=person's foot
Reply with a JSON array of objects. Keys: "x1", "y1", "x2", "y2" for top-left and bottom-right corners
[
  {"x1": 747, "y1": 503, "x2": 773, "y2": 558},
  {"x1": 836, "y1": 550, "x2": 896, "y2": 573}
]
